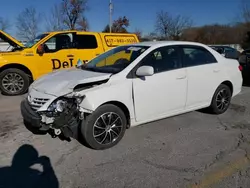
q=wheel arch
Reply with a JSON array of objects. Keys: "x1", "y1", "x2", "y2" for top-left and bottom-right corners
[
  {"x1": 209, "y1": 80, "x2": 234, "y2": 106},
  {"x1": 0, "y1": 63, "x2": 34, "y2": 82},
  {"x1": 100, "y1": 101, "x2": 131, "y2": 129},
  {"x1": 220, "y1": 80, "x2": 233, "y2": 95}
]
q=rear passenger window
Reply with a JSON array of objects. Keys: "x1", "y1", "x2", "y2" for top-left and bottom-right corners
[
  {"x1": 182, "y1": 46, "x2": 217, "y2": 67},
  {"x1": 75, "y1": 35, "x2": 98, "y2": 49}
]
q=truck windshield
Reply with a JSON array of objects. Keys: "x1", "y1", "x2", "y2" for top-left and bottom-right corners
[
  {"x1": 25, "y1": 34, "x2": 48, "y2": 48},
  {"x1": 81, "y1": 45, "x2": 149, "y2": 74}
]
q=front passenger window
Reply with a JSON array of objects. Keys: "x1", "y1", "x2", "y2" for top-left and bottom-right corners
[
  {"x1": 140, "y1": 46, "x2": 181, "y2": 73},
  {"x1": 43, "y1": 33, "x2": 73, "y2": 53}
]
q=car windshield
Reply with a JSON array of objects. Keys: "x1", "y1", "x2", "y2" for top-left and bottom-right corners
[
  {"x1": 81, "y1": 45, "x2": 150, "y2": 74},
  {"x1": 24, "y1": 34, "x2": 48, "y2": 48}
]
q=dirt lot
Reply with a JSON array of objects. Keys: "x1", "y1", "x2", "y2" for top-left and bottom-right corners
[{"x1": 1, "y1": 88, "x2": 250, "y2": 188}]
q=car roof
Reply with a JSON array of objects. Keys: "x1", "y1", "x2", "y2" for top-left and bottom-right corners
[
  {"x1": 209, "y1": 45, "x2": 224, "y2": 48},
  {"x1": 130, "y1": 41, "x2": 209, "y2": 48},
  {"x1": 209, "y1": 45, "x2": 233, "y2": 48}
]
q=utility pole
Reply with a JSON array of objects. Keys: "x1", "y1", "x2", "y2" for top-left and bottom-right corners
[{"x1": 109, "y1": 0, "x2": 113, "y2": 33}]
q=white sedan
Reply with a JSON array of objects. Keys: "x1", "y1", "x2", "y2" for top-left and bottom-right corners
[{"x1": 21, "y1": 41, "x2": 243, "y2": 150}]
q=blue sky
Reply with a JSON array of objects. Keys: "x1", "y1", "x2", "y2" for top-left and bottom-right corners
[{"x1": 0, "y1": 0, "x2": 243, "y2": 38}]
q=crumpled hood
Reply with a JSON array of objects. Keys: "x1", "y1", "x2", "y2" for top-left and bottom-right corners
[{"x1": 31, "y1": 68, "x2": 112, "y2": 96}]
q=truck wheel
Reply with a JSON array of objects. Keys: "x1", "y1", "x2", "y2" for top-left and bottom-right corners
[
  {"x1": 81, "y1": 104, "x2": 127, "y2": 150},
  {"x1": 0, "y1": 68, "x2": 30, "y2": 96},
  {"x1": 209, "y1": 84, "x2": 232, "y2": 114}
]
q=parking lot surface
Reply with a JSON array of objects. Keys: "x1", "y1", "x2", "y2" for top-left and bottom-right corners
[{"x1": 1, "y1": 87, "x2": 250, "y2": 188}]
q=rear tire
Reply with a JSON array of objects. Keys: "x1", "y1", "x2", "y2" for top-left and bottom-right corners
[
  {"x1": 209, "y1": 84, "x2": 232, "y2": 114},
  {"x1": 0, "y1": 68, "x2": 30, "y2": 96},
  {"x1": 81, "y1": 104, "x2": 127, "y2": 150}
]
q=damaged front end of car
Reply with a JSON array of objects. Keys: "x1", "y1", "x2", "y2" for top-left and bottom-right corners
[
  {"x1": 21, "y1": 95, "x2": 85, "y2": 142},
  {"x1": 43, "y1": 96, "x2": 85, "y2": 140},
  {"x1": 21, "y1": 79, "x2": 108, "y2": 142}
]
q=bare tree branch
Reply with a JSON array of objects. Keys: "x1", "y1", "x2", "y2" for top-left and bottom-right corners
[
  {"x1": 77, "y1": 16, "x2": 89, "y2": 31},
  {"x1": 0, "y1": 17, "x2": 11, "y2": 31},
  {"x1": 134, "y1": 28, "x2": 143, "y2": 40},
  {"x1": 180, "y1": 23, "x2": 247, "y2": 45},
  {"x1": 45, "y1": 4, "x2": 64, "y2": 31},
  {"x1": 102, "y1": 16, "x2": 130, "y2": 33},
  {"x1": 155, "y1": 11, "x2": 172, "y2": 38},
  {"x1": 241, "y1": 0, "x2": 250, "y2": 23},
  {"x1": 155, "y1": 10, "x2": 193, "y2": 40},
  {"x1": 61, "y1": 0, "x2": 88, "y2": 30},
  {"x1": 16, "y1": 6, "x2": 40, "y2": 40}
]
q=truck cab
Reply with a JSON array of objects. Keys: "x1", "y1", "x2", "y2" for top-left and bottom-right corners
[{"x1": 0, "y1": 30, "x2": 139, "y2": 96}]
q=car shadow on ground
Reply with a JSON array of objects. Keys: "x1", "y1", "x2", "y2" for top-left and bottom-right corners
[
  {"x1": 0, "y1": 144, "x2": 59, "y2": 188},
  {"x1": 196, "y1": 108, "x2": 212, "y2": 114}
]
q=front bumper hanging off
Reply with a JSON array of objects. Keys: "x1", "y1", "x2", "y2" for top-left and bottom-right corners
[{"x1": 20, "y1": 99, "x2": 81, "y2": 141}]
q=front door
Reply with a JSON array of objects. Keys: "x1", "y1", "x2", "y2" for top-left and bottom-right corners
[
  {"x1": 132, "y1": 46, "x2": 188, "y2": 122},
  {"x1": 35, "y1": 32, "x2": 76, "y2": 78}
]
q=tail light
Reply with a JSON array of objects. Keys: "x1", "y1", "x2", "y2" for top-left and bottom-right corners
[{"x1": 238, "y1": 65, "x2": 243, "y2": 71}]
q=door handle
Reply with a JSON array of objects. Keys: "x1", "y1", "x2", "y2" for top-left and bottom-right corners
[
  {"x1": 96, "y1": 54, "x2": 100, "y2": 56},
  {"x1": 213, "y1": 69, "x2": 220, "y2": 73},
  {"x1": 67, "y1": 54, "x2": 74, "y2": 57},
  {"x1": 176, "y1": 75, "x2": 186, "y2": 80}
]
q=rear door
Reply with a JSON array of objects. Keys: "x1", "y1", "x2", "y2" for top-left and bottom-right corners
[
  {"x1": 71, "y1": 33, "x2": 104, "y2": 66},
  {"x1": 179, "y1": 45, "x2": 222, "y2": 109}
]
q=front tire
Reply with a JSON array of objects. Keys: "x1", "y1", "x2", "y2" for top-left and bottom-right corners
[
  {"x1": 81, "y1": 104, "x2": 127, "y2": 150},
  {"x1": 209, "y1": 84, "x2": 232, "y2": 114},
  {"x1": 0, "y1": 68, "x2": 30, "y2": 96}
]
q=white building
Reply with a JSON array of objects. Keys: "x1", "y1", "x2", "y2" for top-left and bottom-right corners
[{"x1": 0, "y1": 42, "x2": 12, "y2": 51}]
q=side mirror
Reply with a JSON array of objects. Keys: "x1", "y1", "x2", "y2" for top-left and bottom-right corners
[
  {"x1": 37, "y1": 44, "x2": 45, "y2": 56},
  {"x1": 136, "y1": 66, "x2": 154, "y2": 77}
]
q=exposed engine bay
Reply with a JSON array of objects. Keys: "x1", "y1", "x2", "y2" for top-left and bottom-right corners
[{"x1": 40, "y1": 97, "x2": 81, "y2": 141}]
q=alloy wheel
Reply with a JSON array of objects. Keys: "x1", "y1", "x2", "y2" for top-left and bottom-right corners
[
  {"x1": 93, "y1": 112, "x2": 123, "y2": 145},
  {"x1": 216, "y1": 88, "x2": 230, "y2": 111},
  {"x1": 2, "y1": 73, "x2": 24, "y2": 94}
]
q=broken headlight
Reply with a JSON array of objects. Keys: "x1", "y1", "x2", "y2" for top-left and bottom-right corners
[
  {"x1": 47, "y1": 96, "x2": 84, "y2": 113},
  {"x1": 48, "y1": 98, "x2": 68, "y2": 112}
]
